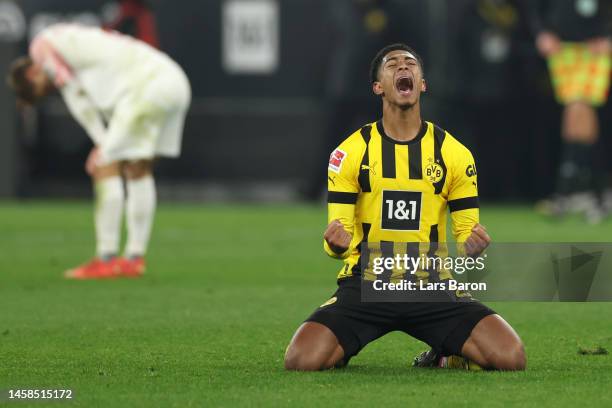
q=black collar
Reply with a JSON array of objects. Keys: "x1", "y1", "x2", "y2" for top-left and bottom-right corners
[{"x1": 376, "y1": 120, "x2": 428, "y2": 145}]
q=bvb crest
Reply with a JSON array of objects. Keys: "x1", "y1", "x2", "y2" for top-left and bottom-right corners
[{"x1": 425, "y1": 158, "x2": 444, "y2": 183}]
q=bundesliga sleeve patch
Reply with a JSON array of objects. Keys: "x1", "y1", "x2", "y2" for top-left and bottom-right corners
[{"x1": 328, "y1": 149, "x2": 347, "y2": 173}]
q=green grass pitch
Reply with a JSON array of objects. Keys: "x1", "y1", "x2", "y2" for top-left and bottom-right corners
[{"x1": 1, "y1": 201, "x2": 611, "y2": 407}]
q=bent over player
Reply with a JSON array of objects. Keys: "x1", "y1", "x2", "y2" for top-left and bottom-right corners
[
  {"x1": 284, "y1": 44, "x2": 525, "y2": 371},
  {"x1": 8, "y1": 23, "x2": 191, "y2": 279}
]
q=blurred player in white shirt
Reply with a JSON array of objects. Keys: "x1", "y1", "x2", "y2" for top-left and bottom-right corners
[{"x1": 8, "y1": 23, "x2": 191, "y2": 279}]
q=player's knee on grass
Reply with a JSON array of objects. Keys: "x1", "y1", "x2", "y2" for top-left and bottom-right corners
[
  {"x1": 284, "y1": 347, "x2": 326, "y2": 371},
  {"x1": 284, "y1": 346, "x2": 345, "y2": 371},
  {"x1": 463, "y1": 314, "x2": 526, "y2": 371},
  {"x1": 483, "y1": 337, "x2": 527, "y2": 371},
  {"x1": 284, "y1": 322, "x2": 344, "y2": 371},
  {"x1": 488, "y1": 340, "x2": 526, "y2": 371},
  {"x1": 123, "y1": 160, "x2": 154, "y2": 180}
]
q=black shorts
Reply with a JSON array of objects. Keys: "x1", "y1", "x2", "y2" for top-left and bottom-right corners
[{"x1": 306, "y1": 277, "x2": 495, "y2": 361}]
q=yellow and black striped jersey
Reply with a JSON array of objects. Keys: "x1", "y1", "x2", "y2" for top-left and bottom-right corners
[{"x1": 325, "y1": 120, "x2": 479, "y2": 280}]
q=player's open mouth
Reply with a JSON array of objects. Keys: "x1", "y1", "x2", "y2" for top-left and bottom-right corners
[{"x1": 395, "y1": 76, "x2": 414, "y2": 96}]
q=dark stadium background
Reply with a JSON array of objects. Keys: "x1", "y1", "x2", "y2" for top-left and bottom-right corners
[{"x1": 0, "y1": 0, "x2": 611, "y2": 201}]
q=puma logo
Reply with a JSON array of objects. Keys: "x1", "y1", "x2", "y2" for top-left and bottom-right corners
[{"x1": 361, "y1": 161, "x2": 377, "y2": 176}]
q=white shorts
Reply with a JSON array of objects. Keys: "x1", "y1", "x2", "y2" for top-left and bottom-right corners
[{"x1": 99, "y1": 63, "x2": 191, "y2": 164}]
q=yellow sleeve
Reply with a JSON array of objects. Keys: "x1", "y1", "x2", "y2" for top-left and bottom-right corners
[
  {"x1": 323, "y1": 135, "x2": 362, "y2": 259},
  {"x1": 447, "y1": 143, "x2": 480, "y2": 243}
]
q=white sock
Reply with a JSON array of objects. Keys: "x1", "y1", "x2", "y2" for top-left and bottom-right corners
[
  {"x1": 94, "y1": 176, "x2": 124, "y2": 258},
  {"x1": 125, "y1": 175, "x2": 156, "y2": 258}
]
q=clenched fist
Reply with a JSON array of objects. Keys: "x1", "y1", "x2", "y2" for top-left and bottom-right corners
[
  {"x1": 324, "y1": 219, "x2": 352, "y2": 255},
  {"x1": 464, "y1": 223, "x2": 491, "y2": 257}
]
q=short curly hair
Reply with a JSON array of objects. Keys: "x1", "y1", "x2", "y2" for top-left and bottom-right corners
[
  {"x1": 6, "y1": 56, "x2": 38, "y2": 105},
  {"x1": 369, "y1": 43, "x2": 424, "y2": 84}
]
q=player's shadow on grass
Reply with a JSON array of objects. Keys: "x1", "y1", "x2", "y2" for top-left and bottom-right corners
[{"x1": 320, "y1": 364, "x2": 508, "y2": 376}]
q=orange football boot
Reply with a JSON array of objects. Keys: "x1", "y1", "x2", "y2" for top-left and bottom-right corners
[
  {"x1": 117, "y1": 257, "x2": 146, "y2": 278},
  {"x1": 64, "y1": 258, "x2": 121, "y2": 279}
]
